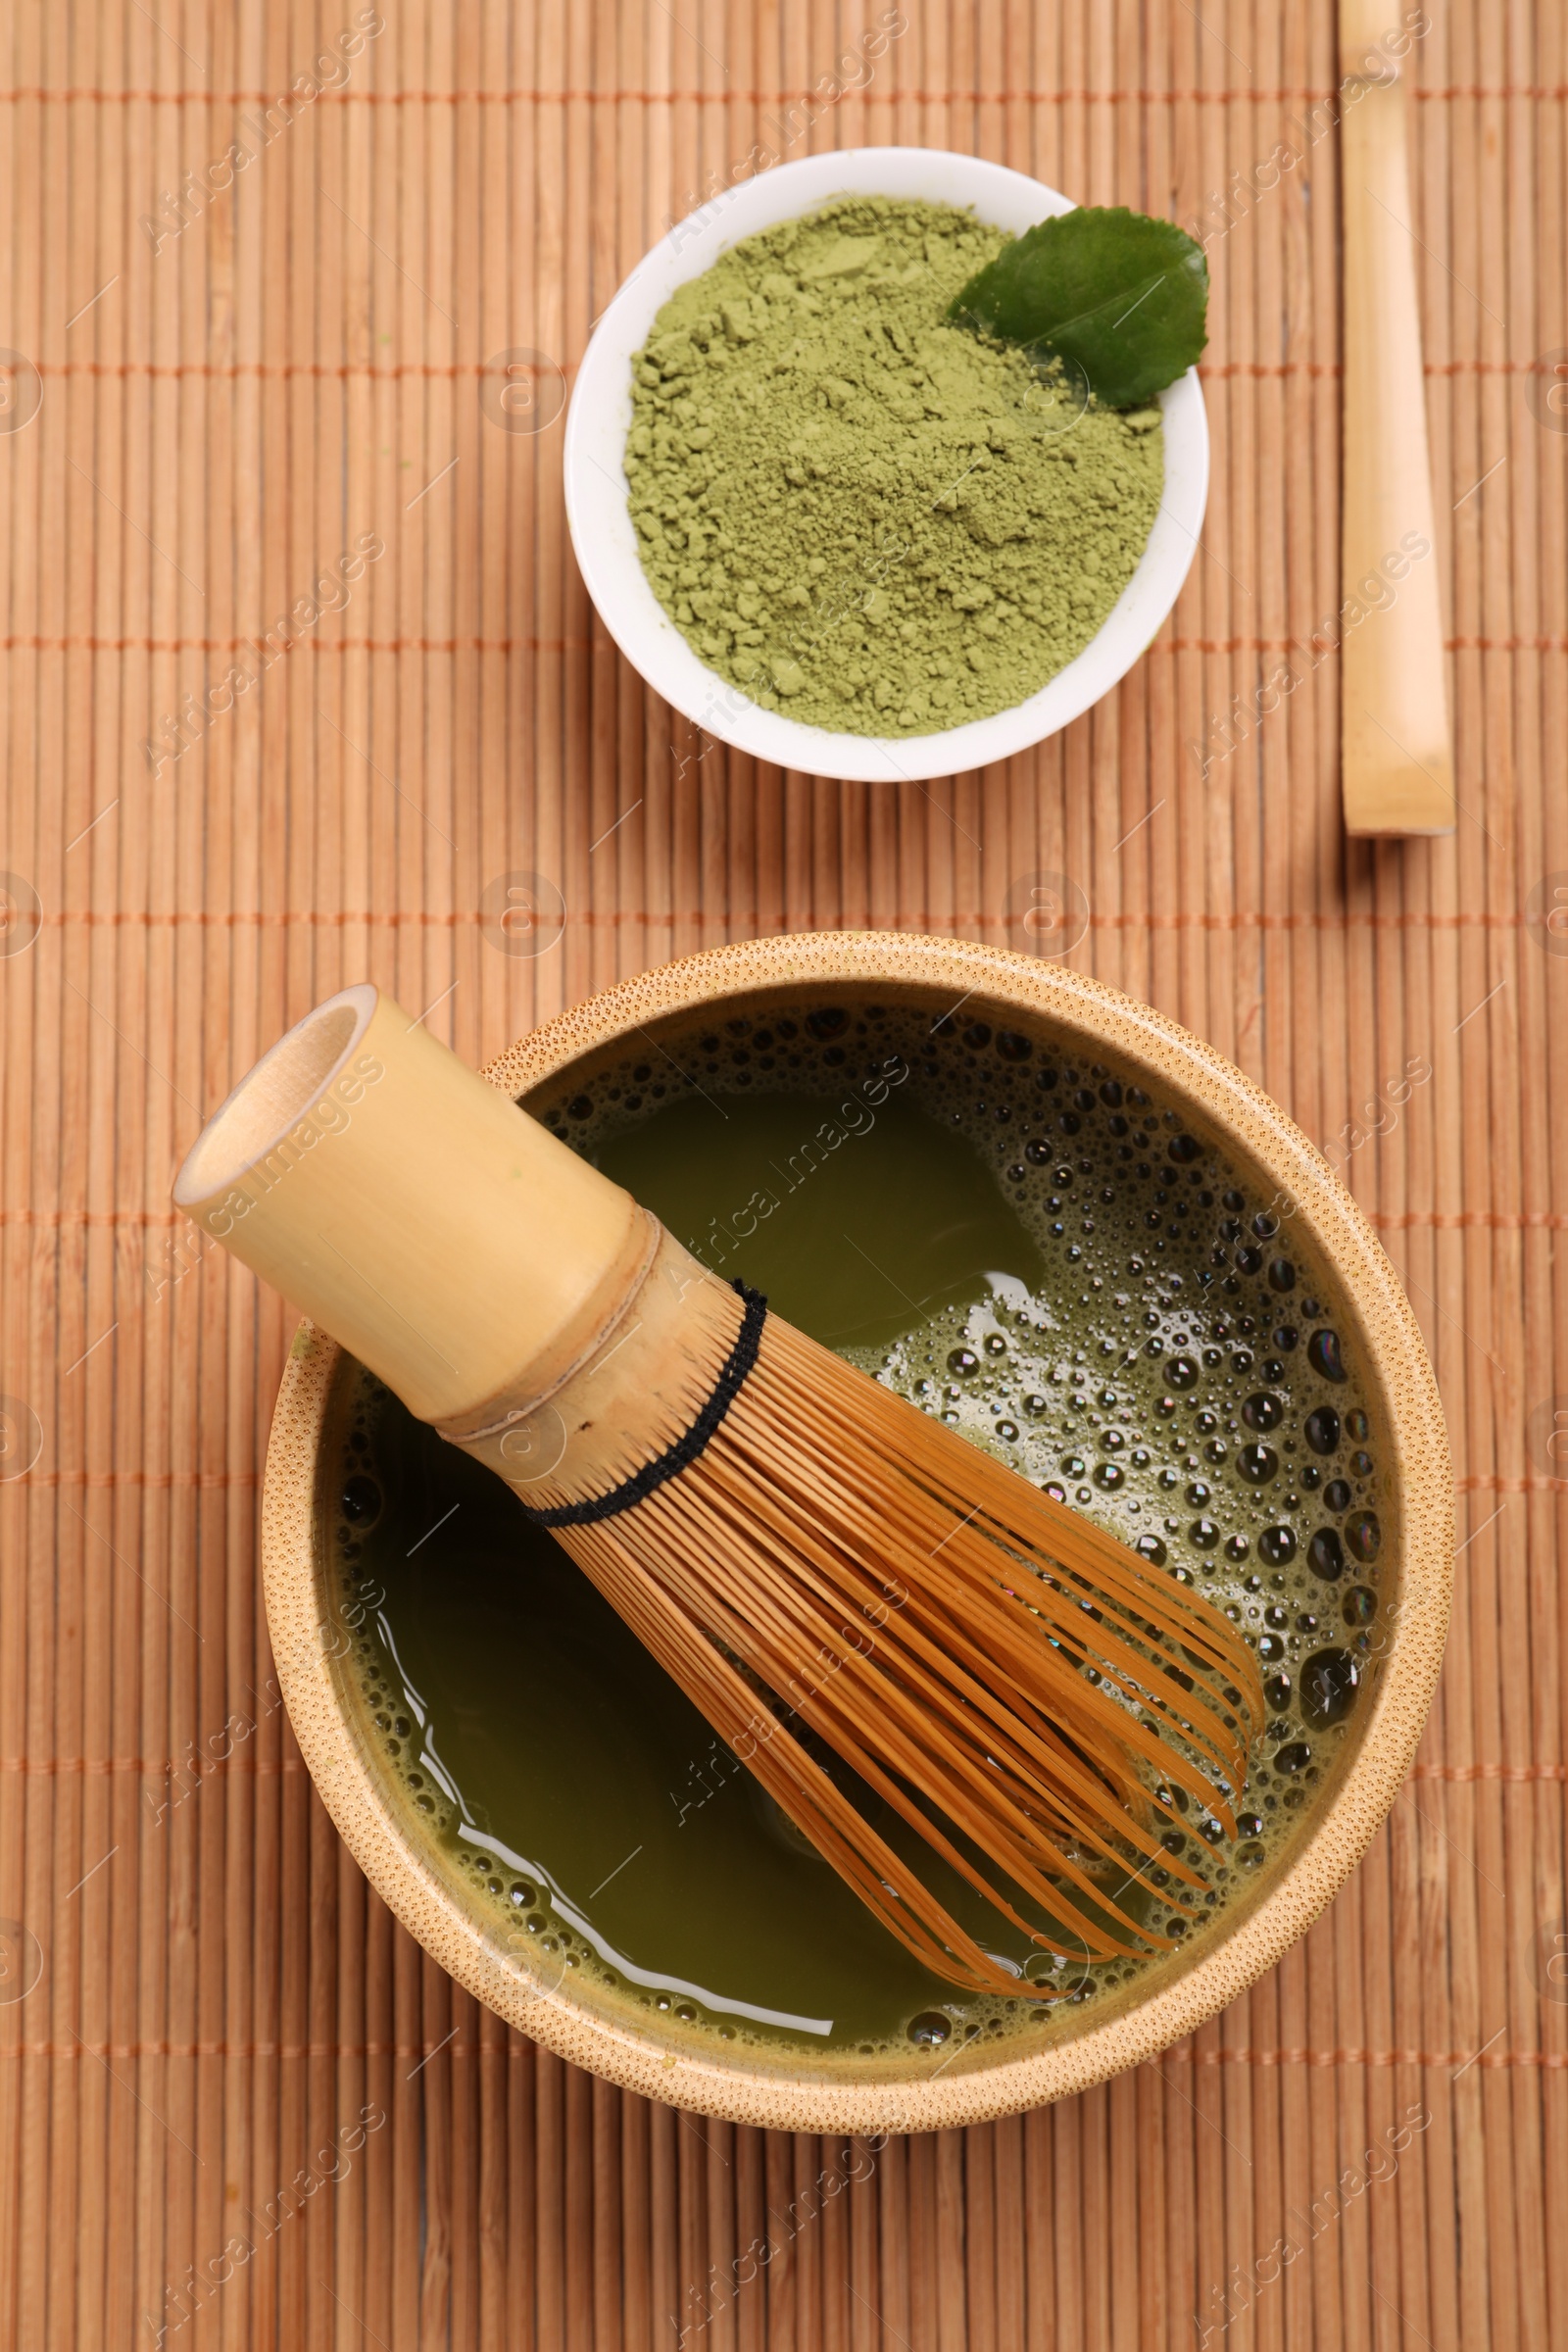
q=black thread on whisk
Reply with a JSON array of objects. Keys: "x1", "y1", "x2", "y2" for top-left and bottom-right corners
[{"x1": 517, "y1": 1282, "x2": 768, "y2": 1529}]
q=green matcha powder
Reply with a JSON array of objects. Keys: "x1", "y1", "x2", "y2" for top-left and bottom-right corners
[{"x1": 625, "y1": 196, "x2": 1164, "y2": 736}]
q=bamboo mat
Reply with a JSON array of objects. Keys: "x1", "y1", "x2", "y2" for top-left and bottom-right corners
[{"x1": 0, "y1": 1, "x2": 1564, "y2": 2345}]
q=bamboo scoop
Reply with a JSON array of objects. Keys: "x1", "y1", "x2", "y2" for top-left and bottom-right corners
[
  {"x1": 1338, "y1": 1, "x2": 1454, "y2": 835},
  {"x1": 175, "y1": 986, "x2": 1262, "y2": 1996}
]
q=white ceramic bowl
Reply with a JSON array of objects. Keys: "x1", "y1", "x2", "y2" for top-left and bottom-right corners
[{"x1": 564, "y1": 146, "x2": 1208, "y2": 784}]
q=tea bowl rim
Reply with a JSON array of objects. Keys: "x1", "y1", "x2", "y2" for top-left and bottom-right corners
[{"x1": 263, "y1": 932, "x2": 1451, "y2": 2132}]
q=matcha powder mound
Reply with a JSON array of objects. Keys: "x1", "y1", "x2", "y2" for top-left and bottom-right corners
[{"x1": 624, "y1": 195, "x2": 1164, "y2": 737}]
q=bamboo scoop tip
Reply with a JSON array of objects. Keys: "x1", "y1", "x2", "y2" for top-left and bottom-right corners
[
  {"x1": 1341, "y1": 740, "x2": 1456, "y2": 838},
  {"x1": 172, "y1": 982, "x2": 378, "y2": 1209}
]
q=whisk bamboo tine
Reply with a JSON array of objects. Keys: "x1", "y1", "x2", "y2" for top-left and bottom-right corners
[
  {"x1": 691, "y1": 1393, "x2": 1250, "y2": 1806},
  {"x1": 705, "y1": 1380, "x2": 1253, "y2": 1723},
  {"x1": 571, "y1": 1524, "x2": 1092, "y2": 1985},
  {"x1": 633, "y1": 1477, "x2": 1218, "y2": 1874},
  {"x1": 767, "y1": 1350, "x2": 1260, "y2": 1708},
  {"x1": 644, "y1": 1411, "x2": 1222, "y2": 1890},
  {"x1": 174, "y1": 985, "x2": 1263, "y2": 1999},
  {"x1": 656, "y1": 1472, "x2": 1225, "y2": 1859}
]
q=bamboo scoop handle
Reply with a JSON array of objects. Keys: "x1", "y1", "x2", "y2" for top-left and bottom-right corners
[
  {"x1": 172, "y1": 985, "x2": 653, "y2": 1426},
  {"x1": 1338, "y1": 6, "x2": 1454, "y2": 837}
]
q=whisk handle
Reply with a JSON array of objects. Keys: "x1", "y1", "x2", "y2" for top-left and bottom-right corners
[{"x1": 172, "y1": 984, "x2": 648, "y2": 1424}]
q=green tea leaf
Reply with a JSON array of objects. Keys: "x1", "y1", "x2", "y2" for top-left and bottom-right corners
[{"x1": 949, "y1": 206, "x2": 1208, "y2": 410}]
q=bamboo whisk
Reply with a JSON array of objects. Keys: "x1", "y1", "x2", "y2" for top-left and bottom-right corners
[{"x1": 176, "y1": 986, "x2": 1263, "y2": 1998}]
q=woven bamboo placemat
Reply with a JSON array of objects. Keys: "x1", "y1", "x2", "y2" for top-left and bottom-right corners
[{"x1": 1, "y1": 2, "x2": 1563, "y2": 2344}]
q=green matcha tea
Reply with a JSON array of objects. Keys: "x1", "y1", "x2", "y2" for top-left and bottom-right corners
[
  {"x1": 323, "y1": 999, "x2": 1390, "y2": 2073},
  {"x1": 625, "y1": 195, "x2": 1163, "y2": 735}
]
